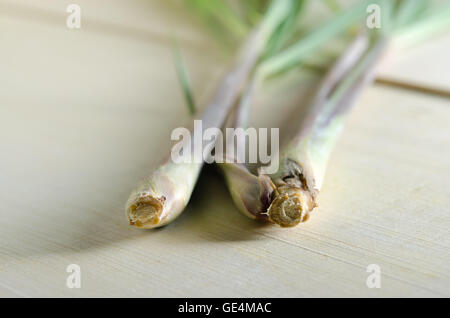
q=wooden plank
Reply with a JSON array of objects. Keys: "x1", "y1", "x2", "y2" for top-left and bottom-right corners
[
  {"x1": 1, "y1": 84, "x2": 449, "y2": 297},
  {"x1": 378, "y1": 33, "x2": 450, "y2": 92},
  {"x1": 0, "y1": 0, "x2": 449, "y2": 297}
]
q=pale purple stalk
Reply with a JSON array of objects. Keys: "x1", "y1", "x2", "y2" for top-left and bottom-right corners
[
  {"x1": 266, "y1": 34, "x2": 388, "y2": 226},
  {"x1": 125, "y1": 0, "x2": 292, "y2": 228},
  {"x1": 220, "y1": 32, "x2": 389, "y2": 227}
]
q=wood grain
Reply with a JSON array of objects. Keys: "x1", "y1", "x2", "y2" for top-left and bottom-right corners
[{"x1": 0, "y1": 0, "x2": 449, "y2": 297}]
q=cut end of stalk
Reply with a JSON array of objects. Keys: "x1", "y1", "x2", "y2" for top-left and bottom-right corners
[
  {"x1": 267, "y1": 185, "x2": 317, "y2": 227},
  {"x1": 127, "y1": 194, "x2": 165, "y2": 229}
]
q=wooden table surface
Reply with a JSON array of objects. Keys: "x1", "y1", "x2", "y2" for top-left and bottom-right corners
[{"x1": 1, "y1": 0, "x2": 449, "y2": 297}]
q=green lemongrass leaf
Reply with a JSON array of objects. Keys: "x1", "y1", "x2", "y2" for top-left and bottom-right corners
[
  {"x1": 243, "y1": 0, "x2": 266, "y2": 25},
  {"x1": 393, "y1": 1, "x2": 450, "y2": 48},
  {"x1": 323, "y1": 0, "x2": 341, "y2": 12},
  {"x1": 378, "y1": 0, "x2": 396, "y2": 35},
  {"x1": 173, "y1": 41, "x2": 196, "y2": 116},
  {"x1": 257, "y1": 0, "x2": 377, "y2": 78},
  {"x1": 187, "y1": 2, "x2": 235, "y2": 48},
  {"x1": 394, "y1": 0, "x2": 427, "y2": 29},
  {"x1": 264, "y1": 0, "x2": 306, "y2": 58},
  {"x1": 186, "y1": 0, "x2": 243, "y2": 48},
  {"x1": 189, "y1": 0, "x2": 248, "y2": 39},
  {"x1": 284, "y1": 1, "x2": 449, "y2": 72}
]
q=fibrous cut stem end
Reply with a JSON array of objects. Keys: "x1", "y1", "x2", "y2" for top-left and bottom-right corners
[
  {"x1": 127, "y1": 195, "x2": 165, "y2": 229},
  {"x1": 267, "y1": 185, "x2": 317, "y2": 227}
]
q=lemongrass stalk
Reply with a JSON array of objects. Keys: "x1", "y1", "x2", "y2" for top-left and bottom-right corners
[
  {"x1": 257, "y1": 2, "x2": 449, "y2": 226},
  {"x1": 217, "y1": 80, "x2": 276, "y2": 221},
  {"x1": 213, "y1": 1, "x2": 446, "y2": 227},
  {"x1": 219, "y1": 32, "x2": 374, "y2": 226},
  {"x1": 216, "y1": 0, "x2": 377, "y2": 215},
  {"x1": 265, "y1": 35, "x2": 388, "y2": 226},
  {"x1": 125, "y1": 0, "x2": 293, "y2": 229},
  {"x1": 219, "y1": 161, "x2": 276, "y2": 221}
]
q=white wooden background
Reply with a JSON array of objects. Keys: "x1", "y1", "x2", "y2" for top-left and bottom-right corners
[{"x1": 0, "y1": 0, "x2": 449, "y2": 297}]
